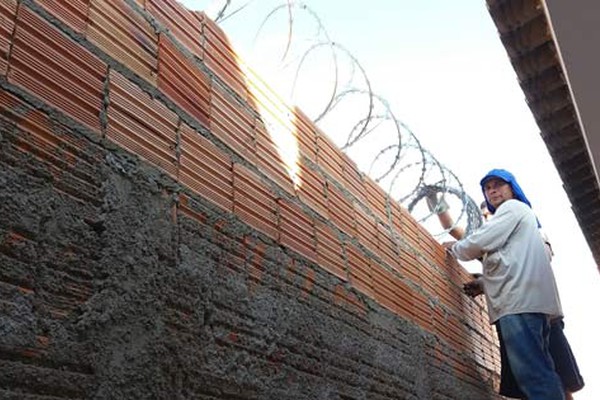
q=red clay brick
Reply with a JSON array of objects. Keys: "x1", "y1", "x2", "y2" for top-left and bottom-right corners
[
  {"x1": 415, "y1": 258, "x2": 438, "y2": 297},
  {"x1": 0, "y1": 0, "x2": 16, "y2": 76},
  {"x1": 147, "y1": 0, "x2": 204, "y2": 59},
  {"x1": 354, "y1": 204, "x2": 378, "y2": 254},
  {"x1": 232, "y1": 163, "x2": 278, "y2": 240},
  {"x1": 279, "y1": 199, "x2": 317, "y2": 264},
  {"x1": 437, "y1": 313, "x2": 468, "y2": 354},
  {"x1": 0, "y1": 89, "x2": 101, "y2": 205},
  {"x1": 365, "y1": 178, "x2": 389, "y2": 223},
  {"x1": 398, "y1": 247, "x2": 422, "y2": 284},
  {"x1": 316, "y1": 132, "x2": 344, "y2": 184},
  {"x1": 412, "y1": 287, "x2": 433, "y2": 332},
  {"x1": 342, "y1": 157, "x2": 367, "y2": 205},
  {"x1": 244, "y1": 69, "x2": 303, "y2": 194},
  {"x1": 300, "y1": 266, "x2": 317, "y2": 299},
  {"x1": 346, "y1": 243, "x2": 375, "y2": 299},
  {"x1": 0, "y1": 87, "x2": 33, "y2": 120},
  {"x1": 326, "y1": 181, "x2": 355, "y2": 237},
  {"x1": 435, "y1": 277, "x2": 463, "y2": 314},
  {"x1": 296, "y1": 161, "x2": 328, "y2": 219},
  {"x1": 87, "y1": 0, "x2": 158, "y2": 85},
  {"x1": 179, "y1": 123, "x2": 233, "y2": 211},
  {"x1": 344, "y1": 289, "x2": 367, "y2": 316},
  {"x1": 315, "y1": 220, "x2": 346, "y2": 281},
  {"x1": 292, "y1": 107, "x2": 317, "y2": 162},
  {"x1": 377, "y1": 222, "x2": 399, "y2": 270},
  {"x1": 255, "y1": 120, "x2": 296, "y2": 195},
  {"x1": 158, "y1": 34, "x2": 210, "y2": 128},
  {"x1": 420, "y1": 232, "x2": 446, "y2": 267},
  {"x1": 107, "y1": 70, "x2": 179, "y2": 177},
  {"x1": 211, "y1": 83, "x2": 255, "y2": 161},
  {"x1": 415, "y1": 219, "x2": 446, "y2": 266},
  {"x1": 399, "y1": 207, "x2": 421, "y2": 251},
  {"x1": 333, "y1": 284, "x2": 367, "y2": 316},
  {"x1": 245, "y1": 64, "x2": 294, "y2": 121},
  {"x1": 389, "y1": 199, "x2": 403, "y2": 227},
  {"x1": 246, "y1": 239, "x2": 266, "y2": 289},
  {"x1": 221, "y1": 235, "x2": 246, "y2": 275},
  {"x1": 36, "y1": 0, "x2": 89, "y2": 33},
  {"x1": 9, "y1": 6, "x2": 106, "y2": 133},
  {"x1": 370, "y1": 265, "x2": 413, "y2": 320},
  {"x1": 202, "y1": 16, "x2": 247, "y2": 100}
]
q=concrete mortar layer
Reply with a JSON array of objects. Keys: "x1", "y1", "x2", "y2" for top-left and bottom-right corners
[
  {"x1": 0, "y1": 98, "x2": 499, "y2": 399},
  {"x1": 0, "y1": 1, "x2": 501, "y2": 398}
]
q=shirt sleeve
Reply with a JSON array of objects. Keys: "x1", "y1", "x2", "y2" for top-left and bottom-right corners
[{"x1": 451, "y1": 200, "x2": 526, "y2": 261}]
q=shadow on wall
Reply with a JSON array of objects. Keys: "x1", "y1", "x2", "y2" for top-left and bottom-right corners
[{"x1": 0, "y1": 0, "x2": 501, "y2": 398}]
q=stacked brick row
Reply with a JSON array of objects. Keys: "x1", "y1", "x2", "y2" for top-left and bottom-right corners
[{"x1": 0, "y1": 0, "x2": 501, "y2": 398}]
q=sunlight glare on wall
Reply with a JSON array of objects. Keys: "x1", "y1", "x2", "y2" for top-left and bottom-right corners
[{"x1": 240, "y1": 61, "x2": 301, "y2": 189}]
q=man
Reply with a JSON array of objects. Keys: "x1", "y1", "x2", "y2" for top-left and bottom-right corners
[
  {"x1": 431, "y1": 190, "x2": 584, "y2": 399},
  {"x1": 465, "y1": 205, "x2": 584, "y2": 400},
  {"x1": 445, "y1": 169, "x2": 565, "y2": 400}
]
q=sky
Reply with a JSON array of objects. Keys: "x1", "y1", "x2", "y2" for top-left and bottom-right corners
[{"x1": 181, "y1": 1, "x2": 599, "y2": 398}]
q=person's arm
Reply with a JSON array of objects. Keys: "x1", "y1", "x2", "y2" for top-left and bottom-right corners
[
  {"x1": 438, "y1": 210, "x2": 465, "y2": 240},
  {"x1": 451, "y1": 200, "x2": 525, "y2": 261}
]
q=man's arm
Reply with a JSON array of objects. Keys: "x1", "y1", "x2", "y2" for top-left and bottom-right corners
[
  {"x1": 437, "y1": 210, "x2": 465, "y2": 240},
  {"x1": 451, "y1": 200, "x2": 525, "y2": 261}
]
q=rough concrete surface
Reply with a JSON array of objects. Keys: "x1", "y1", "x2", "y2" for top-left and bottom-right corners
[{"x1": 0, "y1": 97, "x2": 500, "y2": 399}]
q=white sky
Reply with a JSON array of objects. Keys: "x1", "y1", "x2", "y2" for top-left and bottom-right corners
[{"x1": 181, "y1": 1, "x2": 599, "y2": 398}]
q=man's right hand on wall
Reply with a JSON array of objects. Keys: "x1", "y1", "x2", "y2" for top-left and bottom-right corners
[{"x1": 462, "y1": 274, "x2": 484, "y2": 298}]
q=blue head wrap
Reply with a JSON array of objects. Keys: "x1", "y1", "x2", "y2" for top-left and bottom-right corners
[{"x1": 479, "y1": 168, "x2": 532, "y2": 214}]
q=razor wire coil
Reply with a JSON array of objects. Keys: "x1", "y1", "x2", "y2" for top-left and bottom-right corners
[{"x1": 196, "y1": 0, "x2": 483, "y2": 238}]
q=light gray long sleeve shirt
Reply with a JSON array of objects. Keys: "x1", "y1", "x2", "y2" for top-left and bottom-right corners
[{"x1": 451, "y1": 199, "x2": 563, "y2": 323}]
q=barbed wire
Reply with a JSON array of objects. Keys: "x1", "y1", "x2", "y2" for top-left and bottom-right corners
[{"x1": 198, "y1": 0, "x2": 482, "y2": 238}]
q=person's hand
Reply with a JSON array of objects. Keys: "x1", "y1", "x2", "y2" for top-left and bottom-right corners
[
  {"x1": 442, "y1": 241, "x2": 456, "y2": 258},
  {"x1": 463, "y1": 276, "x2": 484, "y2": 298},
  {"x1": 426, "y1": 191, "x2": 449, "y2": 214},
  {"x1": 442, "y1": 241, "x2": 456, "y2": 250}
]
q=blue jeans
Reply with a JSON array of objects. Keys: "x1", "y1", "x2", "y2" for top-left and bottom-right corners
[{"x1": 497, "y1": 313, "x2": 565, "y2": 400}]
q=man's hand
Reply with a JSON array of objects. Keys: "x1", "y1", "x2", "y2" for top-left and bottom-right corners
[
  {"x1": 442, "y1": 241, "x2": 456, "y2": 260},
  {"x1": 426, "y1": 192, "x2": 450, "y2": 214},
  {"x1": 463, "y1": 274, "x2": 484, "y2": 298},
  {"x1": 442, "y1": 241, "x2": 456, "y2": 250}
]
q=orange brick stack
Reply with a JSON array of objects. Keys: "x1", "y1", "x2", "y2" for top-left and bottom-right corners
[{"x1": 0, "y1": 0, "x2": 501, "y2": 397}]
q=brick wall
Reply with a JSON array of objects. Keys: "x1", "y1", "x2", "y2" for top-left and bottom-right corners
[{"x1": 0, "y1": 1, "x2": 502, "y2": 399}]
